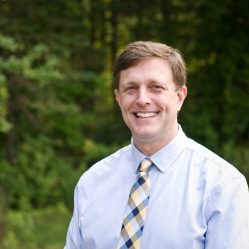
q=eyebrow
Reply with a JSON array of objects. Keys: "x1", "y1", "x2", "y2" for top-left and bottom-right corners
[
  {"x1": 148, "y1": 80, "x2": 169, "y2": 88},
  {"x1": 121, "y1": 81, "x2": 137, "y2": 88}
]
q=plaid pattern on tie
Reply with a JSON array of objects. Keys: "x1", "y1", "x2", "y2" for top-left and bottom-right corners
[{"x1": 117, "y1": 158, "x2": 153, "y2": 249}]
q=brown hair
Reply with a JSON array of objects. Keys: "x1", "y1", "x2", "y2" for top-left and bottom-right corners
[{"x1": 113, "y1": 41, "x2": 186, "y2": 89}]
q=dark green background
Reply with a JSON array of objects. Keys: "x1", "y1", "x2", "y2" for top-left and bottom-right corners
[{"x1": 0, "y1": 0, "x2": 248, "y2": 248}]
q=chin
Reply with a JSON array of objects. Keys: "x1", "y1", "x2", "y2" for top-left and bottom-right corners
[{"x1": 133, "y1": 131, "x2": 158, "y2": 142}]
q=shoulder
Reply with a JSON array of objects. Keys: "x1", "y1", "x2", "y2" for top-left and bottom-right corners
[
  {"x1": 183, "y1": 137, "x2": 248, "y2": 213},
  {"x1": 73, "y1": 144, "x2": 132, "y2": 213},
  {"x1": 78, "y1": 144, "x2": 131, "y2": 187},
  {"x1": 184, "y1": 137, "x2": 245, "y2": 185}
]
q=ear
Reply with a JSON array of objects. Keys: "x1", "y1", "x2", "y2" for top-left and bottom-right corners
[
  {"x1": 177, "y1": 86, "x2": 187, "y2": 111},
  {"x1": 114, "y1": 89, "x2": 121, "y2": 106}
]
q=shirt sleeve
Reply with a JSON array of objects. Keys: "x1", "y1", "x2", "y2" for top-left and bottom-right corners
[
  {"x1": 64, "y1": 186, "x2": 83, "y2": 249},
  {"x1": 204, "y1": 176, "x2": 249, "y2": 249}
]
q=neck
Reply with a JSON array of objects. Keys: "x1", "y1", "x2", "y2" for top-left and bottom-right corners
[{"x1": 134, "y1": 125, "x2": 179, "y2": 156}]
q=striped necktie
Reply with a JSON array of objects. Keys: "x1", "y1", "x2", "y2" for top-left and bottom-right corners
[{"x1": 117, "y1": 158, "x2": 153, "y2": 249}]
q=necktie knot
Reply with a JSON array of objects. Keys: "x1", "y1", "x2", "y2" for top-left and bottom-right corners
[{"x1": 139, "y1": 158, "x2": 153, "y2": 173}]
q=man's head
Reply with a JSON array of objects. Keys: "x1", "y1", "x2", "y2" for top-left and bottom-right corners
[
  {"x1": 114, "y1": 41, "x2": 187, "y2": 155},
  {"x1": 113, "y1": 41, "x2": 186, "y2": 90}
]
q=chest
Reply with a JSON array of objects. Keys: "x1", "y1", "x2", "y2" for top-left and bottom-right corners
[{"x1": 79, "y1": 170, "x2": 207, "y2": 249}]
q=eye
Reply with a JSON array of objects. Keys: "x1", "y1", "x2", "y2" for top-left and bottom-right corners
[
  {"x1": 150, "y1": 84, "x2": 165, "y2": 92},
  {"x1": 123, "y1": 85, "x2": 138, "y2": 94}
]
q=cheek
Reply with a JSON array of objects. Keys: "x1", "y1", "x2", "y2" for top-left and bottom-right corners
[
  {"x1": 120, "y1": 97, "x2": 135, "y2": 111},
  {"x1": 158, "y1": 98, "x2": 178, "y2": 113},
  {"x1": 154, "y1": 98, "x2": 169, "y2": 111}
]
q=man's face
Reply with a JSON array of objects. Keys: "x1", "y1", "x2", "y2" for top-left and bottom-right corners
[{"x1": 115, "y1": 57, "x2": 187, "y2": 153}]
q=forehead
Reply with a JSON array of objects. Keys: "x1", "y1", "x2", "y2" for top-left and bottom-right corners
[{"x1": 119, "y1": 57, "x2": 174, "y2": 86}]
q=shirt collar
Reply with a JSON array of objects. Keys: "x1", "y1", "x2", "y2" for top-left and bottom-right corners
[{"x1": 131, "y1": 125, "x2": 187, "y2": 173}]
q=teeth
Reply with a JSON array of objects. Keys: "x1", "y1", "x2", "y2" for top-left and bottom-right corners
[{"x1": 136, "y1": 112, "x2": 157, "y2": 118}]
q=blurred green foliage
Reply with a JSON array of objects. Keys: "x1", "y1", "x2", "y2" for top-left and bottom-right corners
[
  {"x1": 0, "y1": 0, "x2": 248, "y2": 248},
  {"x1": 1, "y1": 203, "x2": 70, "y2": 249}
]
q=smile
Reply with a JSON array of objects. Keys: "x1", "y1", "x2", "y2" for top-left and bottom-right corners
[{"x1": 134, "y1": 112, "x2": 158, "y2": 118}]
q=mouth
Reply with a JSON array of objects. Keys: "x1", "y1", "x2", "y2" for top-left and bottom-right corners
[{"x1": 133, "y1": 112, "x2": 159, "y2": 118}]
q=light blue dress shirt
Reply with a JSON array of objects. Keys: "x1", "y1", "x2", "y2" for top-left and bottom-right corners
[{"x1": 64, "y1": 126, "x2": 249, "y2": 249}]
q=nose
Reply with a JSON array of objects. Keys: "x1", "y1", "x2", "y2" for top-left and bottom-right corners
[{"x1": 136, "y1": 87, "x2": 151, "y2": 106}]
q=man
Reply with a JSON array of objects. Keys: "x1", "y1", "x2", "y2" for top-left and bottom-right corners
[{"x1": 64, "y1": 41, "x2": 249, "y2": 249}]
